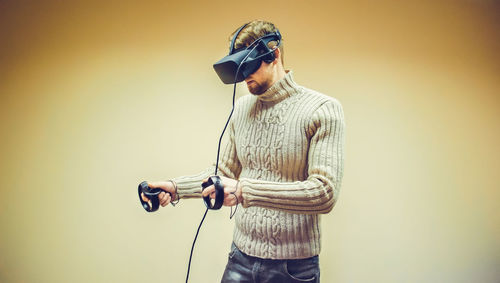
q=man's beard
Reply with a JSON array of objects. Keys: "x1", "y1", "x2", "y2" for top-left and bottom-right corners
[{"x1": 247, "y1": 79, "x2": 272, "y2": 95}]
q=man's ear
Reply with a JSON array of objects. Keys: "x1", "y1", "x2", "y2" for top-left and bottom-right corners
[{"x1": 272, "y1": 48, "x2": 280, "y2": 64}]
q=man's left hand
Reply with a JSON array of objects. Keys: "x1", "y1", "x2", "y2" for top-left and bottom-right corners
[{"x1": 201, "y1": 176, "x2": 242, "y2": 207}]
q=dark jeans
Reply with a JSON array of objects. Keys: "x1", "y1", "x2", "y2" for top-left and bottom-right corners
[{"x1": 221, "y1": 243, "x2": 320, "y2": 283}]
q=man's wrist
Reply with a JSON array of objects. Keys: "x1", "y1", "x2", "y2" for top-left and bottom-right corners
[
  {"x1": 236, "y1": 180, "x2": 243, "y2": 203},
  {"x1": 168, "y1": 179, "x2": 179, "y2": 206}
]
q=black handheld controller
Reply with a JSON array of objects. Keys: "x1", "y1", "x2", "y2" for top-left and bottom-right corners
[
  {"x1": 201, "y1": 175, "x2": 224, "y2": 210},
  {"x1": 138, "y1": 181, "x2": 171, "y2": 212},
  {"x1": 138, "y1": 176, "x2": 224, "y2": 212}
]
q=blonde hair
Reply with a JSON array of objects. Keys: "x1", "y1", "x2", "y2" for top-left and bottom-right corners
[{"x1": 229, "y1": 20, "x2": 284, "y2": 65}]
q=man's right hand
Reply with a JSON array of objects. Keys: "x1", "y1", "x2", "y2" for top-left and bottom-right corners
[{"x1": 140, "y1": 181, "x2": 177, "y2": 207}]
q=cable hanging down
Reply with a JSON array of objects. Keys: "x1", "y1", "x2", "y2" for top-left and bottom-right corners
[{"x1": 184, "y1": 43, "x2": 259, "y2": 283}]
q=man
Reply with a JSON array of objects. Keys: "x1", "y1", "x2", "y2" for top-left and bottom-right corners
[{"x1": 143, "y1": 20, "x2": 345, "y2": 282}]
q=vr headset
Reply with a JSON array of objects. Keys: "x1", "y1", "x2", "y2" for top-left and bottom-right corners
[{"x1": 213, "y1": 23, "x2": 282, "y2": 84}]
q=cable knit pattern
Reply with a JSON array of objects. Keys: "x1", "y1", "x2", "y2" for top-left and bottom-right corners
[{"x1": 172, "y1": 70, "x2": 345, "y2": 259}]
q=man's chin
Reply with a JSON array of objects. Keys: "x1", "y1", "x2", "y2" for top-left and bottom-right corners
[
  {"x1": 248, "y1": 88, "x2": 264, "y2": 95},
  {"x1": 246, "y1": 82, "x2": 265, "y2": 95}
]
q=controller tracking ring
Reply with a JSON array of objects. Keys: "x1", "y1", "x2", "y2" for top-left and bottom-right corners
[
  {"x1": 138, "y1": 181, "x2": 171, "y2": 212},
  {"x1": 201, "y1": 176, "x2": 224, "y2": 210}
]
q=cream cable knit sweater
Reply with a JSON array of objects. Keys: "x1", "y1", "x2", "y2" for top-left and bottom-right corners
[{"x1": 172, "y1": 70, "x2": 345, "y2": 259}]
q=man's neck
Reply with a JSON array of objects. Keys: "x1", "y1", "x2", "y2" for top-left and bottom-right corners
[{"x1": 269, "y1": 65, "x2": 286, "y2": 87}]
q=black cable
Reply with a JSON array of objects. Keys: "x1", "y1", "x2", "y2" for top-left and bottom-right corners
[
  {"x1": 213, "y1": 43, "x2": 257, "y2": 175},
  {"x1": 185, "y1": 42, "x2": 259, "y2": 283},
  {"x1": 185, "y1": 208, "x2": 208, "y2": 283}
]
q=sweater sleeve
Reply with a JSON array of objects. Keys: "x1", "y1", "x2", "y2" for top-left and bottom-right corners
[
  {"x1": 239, "y1": 100, "x2": 345, "y2": 214},
  {"x1": 172, "y1": 118, "x2": 242, "y2": 199}
]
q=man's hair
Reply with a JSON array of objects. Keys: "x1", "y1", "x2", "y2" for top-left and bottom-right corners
[{"x1": 230, "y1": 20, "x2": 284, "y2": 65}]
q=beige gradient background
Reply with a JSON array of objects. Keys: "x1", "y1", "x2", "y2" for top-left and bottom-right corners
[{"x1": 1, "y1": 0, "x2": 499, "y2": 282}]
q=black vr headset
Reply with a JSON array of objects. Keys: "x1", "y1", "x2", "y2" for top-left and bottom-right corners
[{"x1": 213, "y1": 23, "x2": 282, "y2": 84}]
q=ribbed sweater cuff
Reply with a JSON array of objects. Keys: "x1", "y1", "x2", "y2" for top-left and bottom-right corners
[
  {"x1": 239, "y1": 177, "x2": 336, "y2": 214},
  {"x1": 171, "y1": 166, "x2": 214, "y2": 199}
]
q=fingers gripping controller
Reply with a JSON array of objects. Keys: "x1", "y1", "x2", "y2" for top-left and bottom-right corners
[
  {"x1": 201, "y1": 176, "x2": 224, "y2": 210},
  {"x1": 138, "y1": 181, "x2": 171, "y2": 212}
]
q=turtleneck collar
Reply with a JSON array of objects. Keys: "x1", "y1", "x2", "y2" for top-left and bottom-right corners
[{"x1": 254, "y1": 70, "x2": 302, "y2": 103}]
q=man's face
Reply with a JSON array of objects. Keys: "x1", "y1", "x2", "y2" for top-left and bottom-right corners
[{"x1": 244, "y1": 61, "x2": 274, "y2": 95}]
